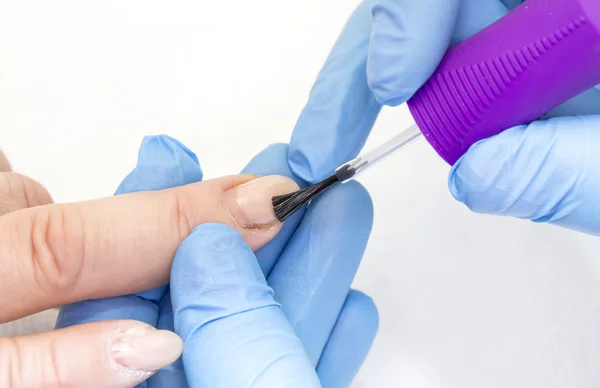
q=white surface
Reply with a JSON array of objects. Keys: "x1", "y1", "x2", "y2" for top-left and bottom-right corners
[{"x1": 1, "y1": 1, "x2": 600, "y2": 387}]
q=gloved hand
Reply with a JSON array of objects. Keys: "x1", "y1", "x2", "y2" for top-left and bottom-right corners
[
  {"x1": 171, "y1": 223, "x2": 322, "y2": 387},
  {"x1": 58, "y1": 135, "x2": 378, "y2": 388},
  {"x1": 289, "y1": 0, "x2": 600, "y2": 237}
]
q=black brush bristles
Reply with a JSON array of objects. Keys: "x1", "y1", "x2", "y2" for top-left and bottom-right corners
[{"x1": 272, "y1": 174, "x2": 340, "y2": 222}]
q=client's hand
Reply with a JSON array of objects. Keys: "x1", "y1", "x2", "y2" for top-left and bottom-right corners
[{"x1": 0, "y1": 145, "x2": 298, "y2": 387}]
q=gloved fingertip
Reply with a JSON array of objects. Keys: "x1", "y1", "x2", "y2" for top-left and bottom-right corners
[
  {"x1": 288, "y1": 147, "x2": 320, "y2": 184},
  {"x1": 259, "y1": 142, "x2": 288, "y2": 157},
  {"x1": 447, "y1": 135, "x2": 511, "y2": 211},
  {"x1": 447, "y1": 155, "x2": 469, "y2": 204},
  {"x1": 315, "y1": 290, "x2": 379, "y2": 387},
  {"x1": 289, "y1": 0, "x2": 380, "y2": 183},
  {"x1": 447, "y1": 123, "x2": 566, "y2": 218},
  {"x1": 174, "y1": 223, "x2": 249, "y2": 268},
  {"x1": 246, "y1": 143, "x2": 306, "y2": 187},
  {"x1": 268, "y1": 181, "x2": 374, "y2": 364},
  {"x1": 367, "y1": 0, "x2": 460, "y2": 106},
  {"x1": 306, "y1": 180, "x2": 374, "y2": 232},
  {"x1": 335, "y1": 181, "x2": 374, "y2": 225},
  {"x1": 344, "y1": 290, "x2": 379, "y2": 333},
  {"x1": 367, "y1": 2, "x2": 418, "y2": 106},
  {"x1": 171, "y1": 223, "x2": 278, "y2": 338},
  {"x1": 138, "y1": 134, "x2": 200, "y2": 168},
  {"x1": 116, "y1": 135, "x2": 203, "y2": 194}
]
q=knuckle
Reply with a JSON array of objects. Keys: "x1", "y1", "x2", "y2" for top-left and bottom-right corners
[
  {"x1": 28, "y1": 206, "x2": 86, "y2": 294},
  {"x1": 0, "y1": 337, "x2": 64, "y2": 387},
  {"x1": 1, "y1": 337, "x2": 22, "y2": 387},
  {"x1": 171, "y1": 187, "x2": 196, "y2": 238},
  {"x1": 46, "y1": 337, "x2": 64, "y2": 386}
]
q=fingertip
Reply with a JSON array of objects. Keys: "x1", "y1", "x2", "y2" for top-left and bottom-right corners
[
  {"x1": 448, "y1": 127, "x2": 526, "y2": 213},
  {"x1": 367, "y1": 0, "x2": 460, "y2": 105},
  {"x1": 117, "y1": 135, "x2": 202, "y2": 194},
  {"x1": 176, "y1": 223, "x2": 247, "y2": 259},
  {"x1": 249, "y1": 143, "x2": 289, "y2": 163},
  {"x1": 221, "y1": 175, "x2": 299, "y2": 250},
  {"x1": 171, "y1": 223, "x2": 273, "y2": 321},
  {"x1": 142, "y1": 134, "x2": 199, "y2": 163},
  {"x1": 139, "y1": 135, "x2": 202, "y2": 181},
  {"x1": 289, "y1": 0, "x2": 381, "y2": 183},
  {"x1": 315, "y1": 290, "x2": 379, "y2": 387},
  {"x1": 288, "y1": 147, "x2": 319, "y2": 184},
  {"x1": 344, "y1": 290, "x2": 379, "y2": 334},
  {"x1": 171, "y1": 225, "x2": 289, "y2": 379},
  {"x1": 346, "y1": 181, "x2": 375, "y2": 223},
  {"x1": 267, "y1": 182, "x2": 374, "y2": 364},
  {"x1": 304, "y1": 180, "x2": 374, "y2": 250},
  {"x1": 5, "y1": 320, "x2": 183, "y2": 388},
  {"x1": 244, "y1": 143, "x2": 306, "y2": 187},
  {"x1": 368, "y1": 0, "x2": 418, "y2": 105},
  {"x1": 448, "y1": 118, "x2": 600, "y2": 225},
  {"x1": 313, "y1": 181, "x2": 374, "y2": 229},
  {"x1": 448, "y1": 154, "x2": 470, "y2": 205},
  {"x1": 241, "y1": 143, "x2": 307, "y2": 274}
]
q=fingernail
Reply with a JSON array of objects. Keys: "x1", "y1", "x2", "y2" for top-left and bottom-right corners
[
  {"x1": 110, "y1": 327, "x2": 183, "y2": 376},
  {"x1": 224, "y1": 175, "x2": 300, "y2": 227}
]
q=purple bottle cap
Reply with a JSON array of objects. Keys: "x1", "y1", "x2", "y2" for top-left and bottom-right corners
[{"x1": 407, "y1": 0, "x2": 600, "y2": 165}]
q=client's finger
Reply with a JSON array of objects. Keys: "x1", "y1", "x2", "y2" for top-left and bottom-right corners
[
  {"x1": 0, "y1": 172, "x2": 53, "y2": 216},
  {"x1": 1, "y1": 173, "x2": 299, "y2": 322},
  {"x1": 0, "y1": 320, "x2": 183, "y2": 388},
  {"x1": 57, "y1": 135, "x2": 203, "y2": 331},
  {"x1": 146, "y1": 288, "x2": 188, "y2": 388}
]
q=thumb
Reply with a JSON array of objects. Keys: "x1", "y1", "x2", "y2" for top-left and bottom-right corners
[
  {"x1": 0, "y1": 320, "x2": 182, "y2": 388},
  {"x1": 171, "y1": 224, "x2": 321, "y2": 388},
  {"x1": 449, "y1": 115, "x2": 600, "y2": 236}
]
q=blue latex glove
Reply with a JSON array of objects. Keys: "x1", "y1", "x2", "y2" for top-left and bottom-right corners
[
  {"x1": 56, "y1": 135, "x2": 378, "y2": 387},
  {"x1": 290, "y1": 0, "x2": 600, "y2": 237},
  {"x1": 170, "y1": 224, "x2": 318, "y2": 387}
]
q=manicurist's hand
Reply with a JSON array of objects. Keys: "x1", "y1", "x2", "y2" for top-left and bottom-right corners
[
  {"x1": 290, "y1": 0, "x2": 600, "y2": 237},
  {"x1": 366, "y1": 0, "x2": 600, "y2": 236},
  {"x1": 0, "y1": 146, "x2": 299, "y2": 387}
]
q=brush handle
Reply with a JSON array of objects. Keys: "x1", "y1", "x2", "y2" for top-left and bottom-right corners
[{"x1": 406, "y1": 0, "x2": 600, "y2": 165}]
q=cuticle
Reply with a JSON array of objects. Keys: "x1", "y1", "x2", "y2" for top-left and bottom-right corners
[
  {"x1": 221, "y1": 175, "x2": 280, "y2": 231},
  {"x1": 106, "y1": 327, "x2": 154, "y2": 382},
  {"x1": 220, "y1": 188, "x2": 276, "y2": 232},
  {"x1": 222, "y1": 196, "x2": 278, "y2": 232},
  {"x1": 238, "y1": 222, "x2": 277, "y2": 232},
  {"x1": 222, "y1": 174, "x2": 262, "y2": 192}
]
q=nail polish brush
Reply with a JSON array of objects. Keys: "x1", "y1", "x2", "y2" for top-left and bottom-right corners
[{"x1": 273, "y1": 0, "x2": 600, "y2": 222}]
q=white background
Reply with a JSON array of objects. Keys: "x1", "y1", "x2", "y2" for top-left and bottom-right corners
[{"x1": 2, "y1": 1, "x2": 600, "y2": 387}]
